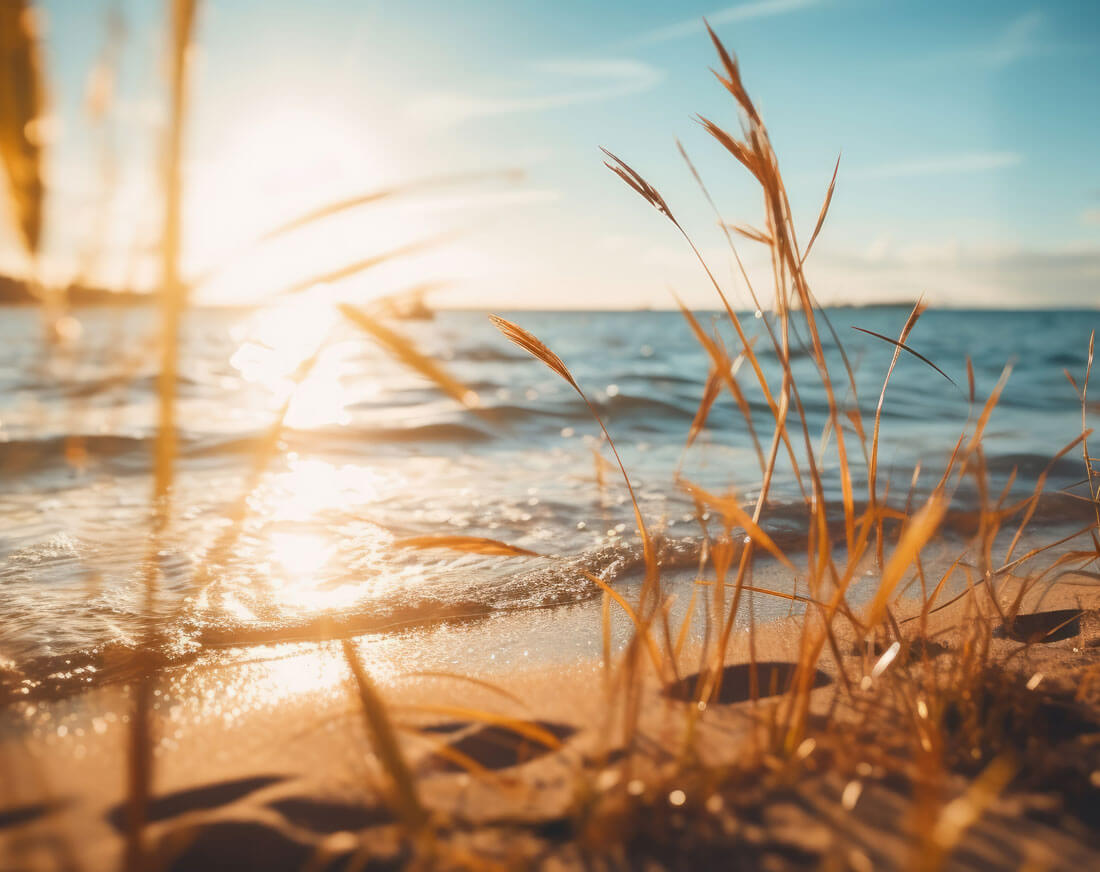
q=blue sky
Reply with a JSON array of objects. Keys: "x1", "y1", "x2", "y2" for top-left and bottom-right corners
[{"x1": 4, "y1": 0, "x2": 1098, "y2": 307}]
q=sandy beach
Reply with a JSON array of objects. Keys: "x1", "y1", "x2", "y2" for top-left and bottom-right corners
[{"x1": 4, "y1": 565, "x2": 1099, "y2": 870}]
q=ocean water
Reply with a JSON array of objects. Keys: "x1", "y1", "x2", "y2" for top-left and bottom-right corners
[{"x1": 0, "y1": 303, "x2": 1097, "y2": 699}]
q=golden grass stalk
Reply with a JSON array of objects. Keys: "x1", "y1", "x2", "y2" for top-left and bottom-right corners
[
  {"x1": 0, "y1": 0, "x2": 44, "y2": 258},
  {"x1": 680, "y1": 480, "x2": 796, "y2": 572},
  {"x1": 800, "y1": 154, "x2": 840, "y2": 265},
  {"x1": 853, "y1": 324, "x2": 955, "y2": 387},
  {"x1": 279, "y1": 234, "x2": 451, "y2": 296},
  {"x1": 256, "y1": 169, "x2": 521, "y2": 245},
  {"x1": 486, "y1": 317, "x2": 670, "y2": 750},
  {"x1": 126, "y1": 4, "x2": 197, "y2": 871},
  {"x1": 398, "y1": 671, "x2": 531, "y2": 712},
  {"x1": 579, "y1": 570, "x2": 664, "y2": 673},
  {"x1": 153, "y1": 0, "x2": 196, "y2": 506},
  {"x1": 863, "y1": 493, "x2": 947, "y2": 631},
  {"x1": 675, "y1": 299, "x2": 767, "y2": 473},
  {"x1": 1082, "y1": 331, "x2": 1098, "y2": 533},
  {"x1": 188, "y1": 169, "x2": 521, "y2": 288},
  {"x1": 683, "y1": 366, "x2": 722, "y2": 453},
  {"x1": 489, "y1": 315, "x2": 654, "y2": 573},
  {"x1": 865, "y1": 300, "x2": 928, "y2": 565},
  {"x1": 341, "y1": 302, "x2": 479, "y2": 408},
  {"x1": 489, "y1": 314, "x2": 578, "y2": 390},
  {"x1": 393, "y1": 534, "x2": 541, "y2": 557},
  {"x1": 342, "y1": 639, "x2": 428, "y2": 832},
  {"x1": 396, "y1": 704, "x2": 565, "y2": 751},
  {"x1": 925, "y1": 755, "x2": 1016, "y2": 867}
]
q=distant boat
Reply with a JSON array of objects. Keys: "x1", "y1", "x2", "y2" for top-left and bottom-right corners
[{"x1": 373, "y1": 282, "x2": 443, "y2": 321}]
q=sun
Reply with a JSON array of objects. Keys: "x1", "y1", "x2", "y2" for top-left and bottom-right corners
[{"x1": 184, "y1": 100, "x2": 393, "y2": 303}]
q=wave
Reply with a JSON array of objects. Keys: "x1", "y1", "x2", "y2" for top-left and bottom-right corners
[{"x1": 0, "y1": 537, "x2": 703, "y2": 702}]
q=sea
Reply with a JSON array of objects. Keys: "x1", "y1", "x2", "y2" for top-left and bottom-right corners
[{"x1": 1, "y1": 303, "x2": 1097, "y2": 700}]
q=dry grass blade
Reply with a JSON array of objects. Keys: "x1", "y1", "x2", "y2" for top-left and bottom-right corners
[
  {"x1": 580, "y1": 570, "x2": 664, "y2": 673},
  {"x1": 685, "y1": 367, "x2": 722, "y2": 451},
  {"x1": 852, "y1": 326, "x2": 955, "y2": 386},
  {"x1": 490, "y1": 314, "x2": 655, "y2": 575},
  {"x1": 342, "y1": 639, "x2": 427, "y2": 831},
  {"x1": 258, "y1": 169, "x2": 521, "y2": 245},
  {"x1": 801, "y1": 154, "x2": 840, "y2": 264},
  {"x1": 696, "y1": 579, "x2": 831, "y2": 609},
  {"x1": 1064, "y1": 368, "x2": 1081, "y2": 402},
  {"x1": 927, "y1": 755, "x2": 1016, "y2": 864},
  {"x1": 962, "y1": 362, "x2": 1014, "y2": 464},
  {"x1": 1003, "y1": 430, "x2": 1090, "y2": 563},
  {"x1": 675, "y1": 299, "x2": 769, "y2": 473},
  {"x1": 398, "y1": 671, "x2": 531, "y2": 712},
  {"x1": 341, "y1": 303, "x2": 479, "y2": 408},
  {"x1": 395, "y1": 704, "x2": 565, "y2": 751},
  {"x1": 703, "y1": 19, "x2": 760, "y2": 124},
  {"x1": 393, "y1": 535, "x2": 542, "y2": 558},
  {"x1": 864, "y1": 494, "x2": 947, "y2": 631},
  {"x1": 0, "y1": 0, "x2": 44, "y2": 256},
  {"x1": 490, "y1": 314, "x2": 578, "y2": 389},
  {"x1": 721, "y1": 222, "x2": 772, "y2": 245},
  {"x1": 681, "y1": 481, "x2": 797, "y2": 572},
  {"x1": 127, "y1": 5, "x2": 197, "y2": 871},
  {"x1": 190, "y1": 170, "x2": 520, "y2": 287},
  {"x1": 600, "y1": 148, "x2": 675, "y2": 220},
  {"x1": 696, "y1": 117, "x2": 761, "y2": 182},
  {"x1": 281, "y1": 235, "x2": 447, "y2": 296},
  {"x1": 180, "y1": 346, "x2": 324, "y2": 609},
  {"x1": 866, "y1": 300, "x2": 928, "y2": 563},
  {"x1": 1082, "y1": 331, "x2": 1097, "y2": 528}
]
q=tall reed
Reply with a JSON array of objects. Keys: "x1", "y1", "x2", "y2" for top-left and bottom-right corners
[
  {"x1": 124, "y1": 3, "x2": 198, "y2": 870},
  {"x1": 0, "y1": 0, "x2": 44, "y2": 262}
]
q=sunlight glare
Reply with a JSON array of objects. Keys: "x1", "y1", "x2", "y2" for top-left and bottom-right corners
[
  {"x1": 230, "y1": 298, "x2": 351, "y2": 428},
  {"x1": 266, "y1": 456, "x2": 387, "y2": 523},
  {"x1": 266, "y1": 529, "x2": 369, "y2": 613}
]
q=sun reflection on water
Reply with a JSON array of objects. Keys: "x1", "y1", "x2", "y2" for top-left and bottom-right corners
[
  {"x1": 266, "y1": 456, "x2": 386, "y2": 522},
  {"x1": 206, "y1": 300, "x2": 448, "y2": 643},
  {"x1": 229, "y1": 297, "x2": 352, "y2": 429},
  {"x1": 266, "y1": 530, "x2": 358, "y2": 612}
]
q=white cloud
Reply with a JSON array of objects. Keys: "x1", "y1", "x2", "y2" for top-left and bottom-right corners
[
  {"x1": 394, "y1": 189, "x2": 561, "y2": 215},
  {"x1": 975, "y1": 10, "x2": 1044, "y2": 68},
  {"x1": 809, "y1": 242, "x2": 1100, "y2": 308},
  {"x1": 405, "y1": 59, "x2": 663, "y2": 127},
  {"x1": 1082, "y1": 208, "x2": 1100, "y2": 226},
  {"x1": 624, "y1": 0, "x2": 822, "y2": 49},
  {"x1": 855, "y1": 151, "x2": 1022, "y2": 180},
  {"x1": 926, "y1": 11, "x2": 1046, "y2": 70}
]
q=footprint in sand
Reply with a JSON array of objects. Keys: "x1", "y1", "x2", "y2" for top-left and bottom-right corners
[
  {"x1": 423, "y1": 720, "x2": 577, "y2": 773},
  {"x1": 664, "y1": 661, "x2": 833, "y2": 705},
  {"x1": 0, "y1": 800, "x2": 66, "y2": 830},
  {"x1": 997, "y1": 609, "x2": 1084, "y2": 644},
  {"x1": 267, "y1": 796, "x2": 392, "y2": 833},
  {"x1": 104, "y1": 774, "x2": 287, "y2": 831}
]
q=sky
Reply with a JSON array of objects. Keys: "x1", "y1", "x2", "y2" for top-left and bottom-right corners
[{"x1": 2, "y1": 0, "x2": 1098, "y2": 309}]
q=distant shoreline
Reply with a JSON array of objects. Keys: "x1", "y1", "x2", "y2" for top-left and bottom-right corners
[{"x1": 0, "y1": 276, "x2": 1096, "y2": 312}]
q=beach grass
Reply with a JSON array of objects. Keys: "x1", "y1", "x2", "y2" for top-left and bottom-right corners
[
  {"x1": 0, "y1": 4, "x2": 1098, "y2": 871},
  {"x1": 351, "y1": 23, "x2": 1099, "y2": 868}
]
